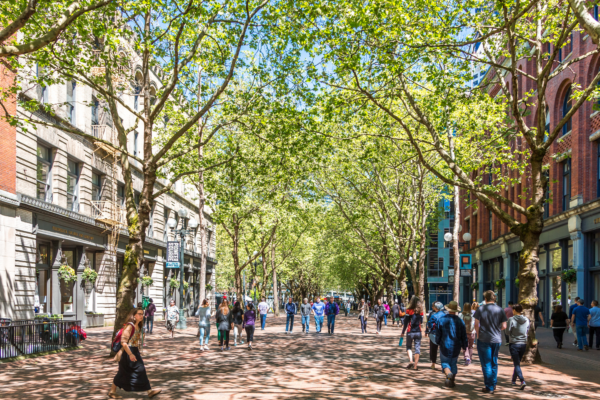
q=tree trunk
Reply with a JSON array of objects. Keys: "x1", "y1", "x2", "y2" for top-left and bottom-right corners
[
  {"x1": 272, "y1": 239, "x2": 279, "y2": 316},
  {"x1": 516, "y1": 228, "x2": 543, "y2": 364},
  {"x1": 452, "y1": 185, "x2": 461, "y2": 303},
  {"x1": 197, "y1": 69, "x2": 208, "y2": 308},
  {"x1": 234, "y1": 268, "x2": 244, "y2": 309}
]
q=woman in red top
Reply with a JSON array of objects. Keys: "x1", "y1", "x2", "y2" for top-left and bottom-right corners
[{"x1": 400, "y1": 296, "x2": 424, "y2": 370}]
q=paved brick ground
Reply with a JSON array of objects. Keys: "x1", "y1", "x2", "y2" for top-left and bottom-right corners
[{"x1": 1, "y1": 314, "x2": 599, "y2": 399}]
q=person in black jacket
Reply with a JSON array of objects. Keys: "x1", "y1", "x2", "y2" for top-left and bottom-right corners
[
  {"x1": 216, "y1": 301, "x2": 233, "y2": 351},
  {"x1": 550, "y1": 304, "x2": 569, "y2": 348},
  {"x1": 285, "y1": 297, "x2": 297, "y2": 334},
  {"x1": 374, "y1": 299, "x2": 385, "y2": 334}
]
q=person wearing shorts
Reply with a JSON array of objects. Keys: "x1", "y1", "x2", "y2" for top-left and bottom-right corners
[
  {"x1": 165, "y1": 300, "x2": 179, "y2": 339},
  {"x1": 400, "y1": 296, "x2": 424, "y2": 370}
]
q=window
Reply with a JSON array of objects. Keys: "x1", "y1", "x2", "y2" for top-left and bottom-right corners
[
  {"x1": 489, "y1": 212, "x2": 493, "y2": 241},
  {"x1": 66, "y1": 81, "x2": 76, "y2": 125},
  {"x1": 559, "y1": 32, "x2": 573, "y2": 62},
  {"x1": 91, "y1": 97, "x2": 99, "y2": 126},
  {"x1": 595, "y1": 5, "x2": 599, "y2": 21},
  {"x1": 163, "y1": 207, "x2": 170, "y2": 242},
  {"x1": 117, "y1": 184, "x2": 125, "y2": 207},
  {"x1": 543, "y1": 170, "x2": 550, "y2": 219},
  {"x1": 147, "y1": 204, "x2": 154, "y2": 238},
  {"x1": 134, "y1": 191, "x2": 140, "y2": 210},
  {"x1": 544, "y1": 106, "x2": 549, "y2": 139},
  {"x1": 549, "y1": 242, "x2": 562, "y2": 272},
  {"x1": 92, "y1": 172, "x2": 102, "y2": 201},
  {"x1": 562, "y1": 87, "x2": 572, "y2": 135},
  {"x1": 67, "y1": 160, "x2": 79, "y2": 211},
  {"x1": 134, "y1": 83, "x2": 141, "y2": 110},
  {"x1": 539, "y1": 247, "x2": 547, "y2": 274},
  {"x1": 134, "y1": 131, "x2": 139, "y2": 157},
  {"x1": 36, "y1": 64, "x2": 48, "y2": 104},
  {"x1": 36, "y1": 145, "x2": 52, "y2": 202},
  {"x1": 598, "y1": 144, "x2": 600, "y2": 198},
  {"x1": 563, "y1": 159, "x2": 571, "y2": 211}
]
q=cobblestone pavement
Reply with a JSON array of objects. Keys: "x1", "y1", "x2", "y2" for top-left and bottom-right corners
[{"x1": 1, "y1": 315, "x2": 599, "y2": 399}]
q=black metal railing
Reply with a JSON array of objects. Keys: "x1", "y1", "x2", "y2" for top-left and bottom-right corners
[{"x1": 0, "y1": 319, "x2": 82, "y2": 359}]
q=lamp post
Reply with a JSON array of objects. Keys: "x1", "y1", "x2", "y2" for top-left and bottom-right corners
[{"x1": 167, "y1": 208, "x2": 198, "y2": 330}]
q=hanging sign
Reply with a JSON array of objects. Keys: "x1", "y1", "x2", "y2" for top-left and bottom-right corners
[{"x1": 166, "y1": 241, "x2": 180, "y2": 268}]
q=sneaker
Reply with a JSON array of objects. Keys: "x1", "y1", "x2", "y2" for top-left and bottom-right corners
[
  {"x1": 511, "y1": 382, "x2": 517, "y2": 386},
  {"x1": 465, "y1": 359, "x2": 471, "y2": 366},
  {"x1": 204, "y1": 345, "x2": 209, "y2": 350},
  {"x1": 234, "y1": 343, "x2": 237, "y2": 347},
  {"x1": 578, "y1": 349, "x2": 583, "y2": 352},
  {"x1": 248, "y1": 345, "x2": 252, "y2": 350},
  {"x1": 225, "y1": 347, "x2": 231, "y2": 351},
  {"x1": 481, "y1": 388, "x2": 494, "y2": 394},
  {"x1": 241, "y1": 340, "x2": 244, "y2": 344},
  {"x1": 584, "y1": 345, "x2": 589, "y2": 351},
  {"x1": 573, "y1": 340, "x2": 578, "y2": 346},
  {"x1": 559, "y1": 343, "x2": 562, "y2": 349},
  {"x1": 200, "y1": 347, "x2": 204, "y2": 352},
  {"x1": 520, "y1": 382, "x2": 526, "y2": 390}
]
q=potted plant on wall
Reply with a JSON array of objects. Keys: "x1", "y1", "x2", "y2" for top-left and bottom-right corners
[
  {"x1": 169, "y1": 278, "x2": 180, "y2": 295},
  {"x1": 139, "y1": 276, "x2": 154, "y2": 287},
  {"x1": 495, "y1": 279, "x2": 506, "y2": 289},
  {"x1": 81, "y1": 266, "x2": 98, "y2": 294},
  {"x1": 58, "y1": 257, "x2": 77, "y2": 295},
  {"x1": 205, "y1": 284, "x2": 213, "y2": 294},
  {"x1": 562, "y1": 269, "x2": 577, "y2": 298}
]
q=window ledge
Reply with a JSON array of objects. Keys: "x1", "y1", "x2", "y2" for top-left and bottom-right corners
[
  {"x1": 558, "y1": 130, "x2": 572, "y2": 143},
  {"x1": 589, "y1": 129, "x2": 600, "y2": 142},
  {"x1": 591, "y1": 111, "x2": 600, "y2": 119}
]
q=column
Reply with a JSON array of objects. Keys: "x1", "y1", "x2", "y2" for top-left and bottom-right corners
[
  {"x1": 50, "y1": 240, "x2": 63, "y2": 315},
  {"x1": 75, "y1": 246, "x2": 86, "y2": 327},
  {"x1": 568, "y1": 215, "x2": 585, "y2": 299}
]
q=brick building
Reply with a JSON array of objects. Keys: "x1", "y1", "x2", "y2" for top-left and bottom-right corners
[{"x1": 459, "y1": 27, "x2": 600, "y2": 324}]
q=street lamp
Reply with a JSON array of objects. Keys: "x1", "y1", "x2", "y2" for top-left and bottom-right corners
[{"x1": 168, "y1": 208, "x2": 198, "y2": 329}]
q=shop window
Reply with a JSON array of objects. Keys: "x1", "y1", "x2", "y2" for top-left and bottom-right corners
[
  {"x1": 37, "y1": 244, "x2": 49, "y2": 265},
  {"x1": 67, "y1": 160, "x2": 80, "y2": 211},
  {"x1": 549, "y1": 242, "x2": 562, "y2": 272},
  {"x1": 551, "y1": 275, "x2": 562, "y2": 309},
  {"x1": 539, "y1": 246, "x2": 547, "y2": 274},
  {"x1": 36, "y1": 144, "x2": 52, "y2": 202},
  {"x1": 62, "y1": 249, "x2": 75, "y2": 313},
  {"x1": 562, "y1": 87, "x2": 572, "y2": 135},
  {"x1": 594, "y1": 233, "x2": 600, "y2": 266},
  {"x1": 567, "y1": 240, "x2": 573, "y2": 268},
  {"x1": 66, "y1": 80, "x2": 76, "y2": 125},
  {"x1": 92, "y1": 172, "x2": 102, "y2": 201},
  {"x1": 562, "y1": 159, "x2": 571, "y2": 211}
]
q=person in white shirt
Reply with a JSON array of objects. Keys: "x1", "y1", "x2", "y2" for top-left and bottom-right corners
[{"x1": 258, "y1": 297, "x2": 269, "y2": 330}]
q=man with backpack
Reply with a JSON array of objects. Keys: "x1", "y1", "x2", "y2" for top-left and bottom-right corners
[
  {"x1": 436, "y1": 301, "x2": 468, "y2": 389},
  {"x1": 285, "y1": 297, "x2": 297, "y2": 334},
  {"x1": 327, "y1": 297, "x2": 339, "y2": 335},
  {"x1": 425, "y1": 302, "x2": 446, "y2": 369}
]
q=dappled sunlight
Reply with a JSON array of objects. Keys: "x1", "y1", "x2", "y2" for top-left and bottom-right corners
[{"x1": 1, "y1": 316, "x2": 598, "y2": 399}]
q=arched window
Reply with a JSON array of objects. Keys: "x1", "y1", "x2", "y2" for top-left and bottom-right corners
[
  {"x1": 594, "y1": 5, "x2": 599, "y2": 21},
  {"x1": 562, "y1": 87, "x2": 572, "y2": 135}
]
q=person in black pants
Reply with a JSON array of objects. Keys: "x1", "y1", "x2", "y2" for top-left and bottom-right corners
[
  {"x1": 425, "y1": 302, "x2": 445, "y2": 370},
  {"x1": 506, "y1": 304, "x2": 530, "y2": 390},
  {"x1": 400, "y1": 296, "x2": 424, "y2": 370},
  {"x1": 550, "y1": 304, "x2": 569, "y2": 349},
  {"x1": 374, "y1": 299, "x2": 385, "y2": 334},
  {"x1": 216, "y1": 300, "x2": 233, "y2": 351}
]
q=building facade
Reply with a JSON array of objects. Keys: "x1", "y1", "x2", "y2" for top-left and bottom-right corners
[
  {"x1": 458, "y1": 26, "x2": 600, "y2": 325},
  {"x1": 0, "y1": 45, "x2": 217, "y2": 327}
]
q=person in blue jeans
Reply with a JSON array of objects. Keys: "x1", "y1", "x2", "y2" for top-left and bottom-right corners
[
  {"x1": 258, "y1": 298, "x2": 269, "y2": 330},
  {"x1": 588, "y1": 300, "x2": 600, "y2": 349},
  {"x1": 436, "y1": 301, "x2": 467, "y2": 388},
  {"x1": 474, "y1": 290, "x2": 508, "y2": 394},
  {"x1": 568, "y1": 297, "x2": 580, "y2": 346},
  {"x1": 285, "y1": 297, "x2": 297, "y2": 334},
  {"x1": 300, "y1": 298, "x2": 311, "y2": 333},
  {"x1": 571, "y1": 298, "x2": 590, "y2": 351},
  {"x1": 327, "y1": 297, "x2": 339, "y2": 335},
  {"x1": 312, "y1": 297, "x2": 325, "y2": 333}
]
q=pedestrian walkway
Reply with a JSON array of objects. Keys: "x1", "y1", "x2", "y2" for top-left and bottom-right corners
[{"x1": 1, "y1": 315, "x2": 599, "y2": 399}]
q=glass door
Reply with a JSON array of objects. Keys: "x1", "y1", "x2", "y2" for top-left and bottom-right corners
[{"x1": 61, "y1": 249, "x2": 75, "y2": 314}]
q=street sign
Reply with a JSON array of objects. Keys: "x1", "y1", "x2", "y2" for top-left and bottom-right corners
[
  {"x1": 166, "y1": 262, "x2": 180, "y2": 269},
  {"x1": 460, "y1": 254, "x2": 472, "y2": 270},
  {"x1": 449, "y1": 276, "x2": 455, "y2": 283},
  {"x1": 167, "y1": 241, "x2": 180, "y2": 262},
  {"x1": 460, "y1": 269, "x2": 471, "y2": 277},
  {"x1": 448, "y1": 268, "x2": 454, "y2": 276}
]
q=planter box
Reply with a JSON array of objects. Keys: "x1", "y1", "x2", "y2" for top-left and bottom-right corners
[{"x1": 85, "y1": 313, "x2": 105, "y2": 328}]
